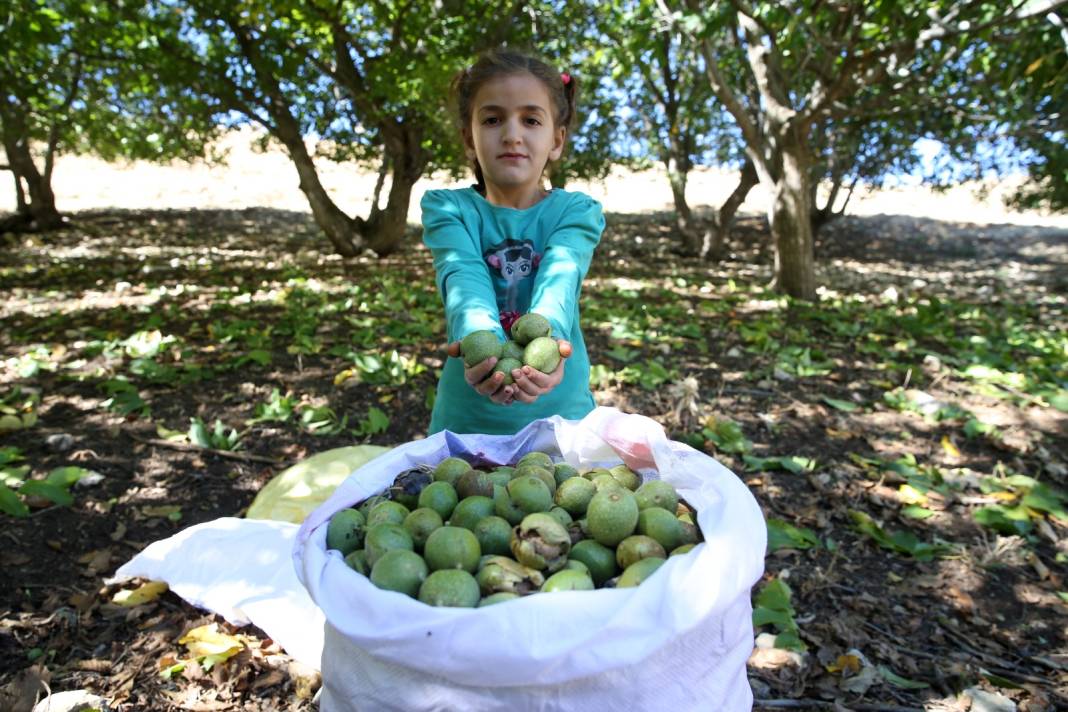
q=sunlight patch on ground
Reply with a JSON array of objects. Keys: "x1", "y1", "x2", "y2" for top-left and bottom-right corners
[{"x1": 6, "y1": 127, "x2": 1065, "y2": 229}]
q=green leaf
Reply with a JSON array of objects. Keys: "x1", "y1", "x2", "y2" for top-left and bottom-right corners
[
  {"x1": 878, "y1": 665, "x2": 929, "y2": 689},
  {"x1": 981, "y1": 669, "x2": 1025, "y2": 689},
  {"x1": 18, "y1": 480, "x2": 74, "y2": 507},
  {"x1": 752, "y1": 607, "x2": 796, "y2": 630},
  {"x1": 0, "y1": 465, "x2": 30, "y2": 488},
  {"x1": 780, "y1": 456, "x2": 817, "y2": 474},
  {"x1": 0, "y1": 446, "x2": 26, "y2": 467},
  {"x1": 850, "y1": 510, "x2": 950, "y2": 559},
  {"x1": 973, "y1": 505, "x2": 1033, "y2": 535},
  {"x1": 188, "y1": 417, "x2": 212, "y2": 448},
  {"x1": 45, "y1": 466, "x2": 92, "y2": 488},
  {"x1": 901, "y1": 505, "x2": 935, "y2": 520},
  {"x1": 767, "y1": 518, "x2": 820, "y2": 551},
  {"x1": 1021, "y1": 483, "x2": 1067, "y2": 521},
  {"x1": 822, "y1": 396, "x2": 858, "y2": 412},
  {"x1": 0, "y1": 484, "x2": 30, "y2": 517},
  {"x1": 755, "y1": 578, "x2": 794, "y2": 611},
  {"x1": 774, "y1": 632, "x2": 806, "y2": 652}
]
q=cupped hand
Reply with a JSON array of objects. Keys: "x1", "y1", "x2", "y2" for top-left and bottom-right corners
[
  {"x1": 508, "y1": 340, "x2": 572, "y2": 405},
  {"x1": 446, "y1": 341, "x2": 514, "y2": 405}
]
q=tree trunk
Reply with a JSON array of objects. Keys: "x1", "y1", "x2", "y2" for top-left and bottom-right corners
[
  {"x1": 666, "y1": 155, "x2": 699, "y2": 253},
  {"x1": 768, "y1": 134, "x2": 816, "y2": 300},
  {"x1": 0, "y1": 130, "x2": 63, "y2": 230},
  {"x1": 358, "y1": 127, "x2": 426, "y2": 256},
  {"x1": 270, "y1": 109, "x2": 425, "y2": 258},
  {"x1": 811, "y1": 168, "x2": 845, "y2": 234},
  {"x1": 700, "y1": 159, "x2": 757, "y2": 260},
  {"x1": 270, "y1": 109, "x2": 360, "y2": 257}
]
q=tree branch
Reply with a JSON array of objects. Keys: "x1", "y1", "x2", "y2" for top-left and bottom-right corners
[
  {"x1": 669, "y1": 0, "x2": 766, "y2": 178},
  {"x1": 733, "y1": 8, "x2": 795, "y2": 125},
  {"x1": 44, "y1": 56, "x2": 83, "y2": 185}
]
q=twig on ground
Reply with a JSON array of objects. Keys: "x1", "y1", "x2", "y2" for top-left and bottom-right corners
[
  {"x1": 935, "y1": 616, "x2": 1057, "y2": 687},
  {"x1": 860, "y1": 620, "x2": 942, "y2": 662},
  {"x1": 755, "y1": 700, "x2": 923, "y2": 712},
  {"x1": 125, "y1": 432, "x2": 289, "y2": 467}
]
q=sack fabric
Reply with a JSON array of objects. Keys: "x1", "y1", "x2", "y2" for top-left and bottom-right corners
[
  {"x1": 295, "y1": 407, "x2": 766, "y2": 711},
  {"x1": 246, "y1": 445, "x2": 391, "y2": 523}
]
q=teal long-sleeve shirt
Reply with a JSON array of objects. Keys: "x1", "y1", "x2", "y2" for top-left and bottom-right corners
[{"x1": 422, "y1": 187, "x2": 605, "y2": 435}]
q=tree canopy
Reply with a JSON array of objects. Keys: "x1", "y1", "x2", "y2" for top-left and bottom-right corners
[{"x1": 1, "y1": 0, "x2": 1062, "y2": 296}]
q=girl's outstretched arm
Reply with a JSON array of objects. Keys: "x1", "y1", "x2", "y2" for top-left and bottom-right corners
[{"x1": 422, "y1": 190, "x2": 505, "y2": 343}]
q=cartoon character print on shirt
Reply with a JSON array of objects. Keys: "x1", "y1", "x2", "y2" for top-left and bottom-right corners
[{"x1": 484, "y1": 239, "x2": 542, "y2": 314}]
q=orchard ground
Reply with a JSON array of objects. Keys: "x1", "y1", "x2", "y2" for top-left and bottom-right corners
[{"x1": 1, "y1": 130, "x2": 1066, "y2": 711}]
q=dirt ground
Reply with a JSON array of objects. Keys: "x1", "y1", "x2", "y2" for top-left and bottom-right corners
[{"x1": 1, "y1": 135, "x2": 1067, "y2": 711}]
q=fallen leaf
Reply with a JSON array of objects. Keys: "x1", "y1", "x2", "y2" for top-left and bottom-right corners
[
  {"x1": 941, "y1": 435, "x2": 961, "y2": 459},
  {"x1": 839, "y1": 662, "x2": 877, "y2": 694},
  {"x1": 947, "y1": 585, "x2": 975, "y2": 615},
  {"x1": 112, "y1": 580, "x2": 168, "y2": 607},
  {"x1": 827, "y1": 653, "x2": 862, "y2": 674},
  {"x1": 179, "y1": 623, "x2": 245, "y2": 661},
  {"x1": 78, "y1": 548, "x2": 113, "y2": 576},
  {"x1": 748, "y1": 646, "x2": 805, "y2": 669},
  {"x1": 142, "y1": 504, "x2": 182, "y2": 521},
  {"x1": 0, "y1": 552, "x2": 31, "y2": 567}
]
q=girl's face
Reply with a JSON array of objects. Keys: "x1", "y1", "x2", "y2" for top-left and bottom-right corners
[{"x1": 463, "y1": 72, "x2": 566, "y2": 206}]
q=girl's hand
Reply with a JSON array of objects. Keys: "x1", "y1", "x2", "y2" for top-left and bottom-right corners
[
  {"x1": 508, "y1": 340, "x2": 572, "y2": 405},
  {"x1": 446, "y1": 341, "x2": 514, "y2": 405}
]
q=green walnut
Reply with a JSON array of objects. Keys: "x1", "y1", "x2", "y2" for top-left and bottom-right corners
[
  {"x1": 617, "y1": 557, "x2": 666, "y2": 588},
  {"x1": 423, "y1": 526, "x2": 481, "y2": 573},
  {"x1": 366, "y1": 500, "x2": 410, "y2": 528},
  {"x1": 364, "y1": 523, "x2": 415, "y2": 567},
  {"x1": 472, "y1": 515, "x2": 513, "y2": 556},
  {"x1": 418, "y1": 569, "x2": 481, "y2": 607},
  {"x1": 402, "y1": 507, "x2": 444, "y2": 549},
  {"x1": 461, "y1": 330, "x2": 502, "y2": 367},
  {"x1": 475, "y1": 555, "x2": 544, "y2": 595},
  {"x1": 568, "y1": 539, "x2": 618, "y2": 586},
  {"x1": 326, "y1": 508, "x2": 365, "y2": 555},
  {"x1": 479, "y1": 592, "x2": 520, "y2": 607},
  {"x1": 501, "y1": 341, "x2": 525, "y2": 361},
  {"x1": 510, "y1": 313, "x2": 551, "y2": 345},
  {"x1": 634, "y1": 480, "x2": 680, "y2": 513},
  {"x1": 608, "y1": 464, "x2": 641, "y2": 491},
  {"x1": 541, "y1": 569, "x2": 595, "y2": 593},
  {"x1": 637, "y1": 507, "x2": 686, "y2": 551},
  {"x1": 449, "y1": 495, "x2": 495, "y2": 530},
  {"x1": 433, "y1": 457, "x2": 471, "y2": 486},
  {"x1": 370, "y1": 549, "x2": 428, "y2": 598},
  {"x1": 510, "y1": 512, "x2": 571, "y2": 573},
  {"x1": 522, "y1": 337, "x2": 561, "y2": 374},
  {"x1": 586, "y1": 487, "x2": 640, "y2": 547},
  {"x1": 516, "y1": 451, "x2": 554, "y2": 471},
  {"x1": 615, "y1": 535, "x2": 667, "y2": 570},
  {"x1": 493, "y1": 357, "x2": 523, "y2": 385}
]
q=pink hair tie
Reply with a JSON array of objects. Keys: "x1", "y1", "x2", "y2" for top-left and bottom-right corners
[{"x1": 561, "y1": 72, "x2": 571, "y2": 86}]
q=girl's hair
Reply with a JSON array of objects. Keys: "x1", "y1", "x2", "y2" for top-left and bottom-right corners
[{"x1": 451, "y1": 47, "x2": 578, "y2": 192}]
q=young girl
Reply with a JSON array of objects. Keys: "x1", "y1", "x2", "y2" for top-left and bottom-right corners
[{"x1": 422, "y1": 48, "x2": 605, "y2": 436}]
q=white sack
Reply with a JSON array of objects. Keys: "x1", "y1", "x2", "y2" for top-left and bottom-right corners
[
  {"x1": 110, "y1": 517, "x2": 324, "y2": 670},
  {"x1": 295, "y1": 407, "x2": 766, "y2": 711}
]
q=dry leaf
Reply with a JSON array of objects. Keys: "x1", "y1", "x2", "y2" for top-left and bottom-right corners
[
  {"x1": 112, "y1": 580, "x2": 168, "y2": 607},
  {"x1": 827, "y1": 653, "x2": 862, "y2": 674},
  {"x1": 179, "y1": 623, "x2": 246, "y2": 660},
  {"x1": 110, "y1": 522, "x2": 128, "y2": 542}
]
